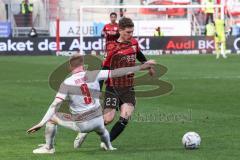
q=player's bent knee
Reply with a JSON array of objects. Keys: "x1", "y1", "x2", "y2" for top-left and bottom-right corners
[
  {"x1": 48, "y1": 120, "x2": 57, "y2": 125},
  {"x1": 120, "y1": 103, "x2": 134, "y2": 119},
  {"x1": 49, "y1": 115, "x2": 58, "y2": 125},
  {"x1": 103, "y1": 109, "x2": 115, "y2": 125},
  {"x1": 121, "y1": 103, "x2": 134, "y2": 110},
  {"x1": 104, "y1": 115, "x2": 114, "y2": 125}
]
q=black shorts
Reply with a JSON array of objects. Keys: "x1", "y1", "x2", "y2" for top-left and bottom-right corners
[{"x1": 103, "y1": 86, "x2": 136, "y2": 110}]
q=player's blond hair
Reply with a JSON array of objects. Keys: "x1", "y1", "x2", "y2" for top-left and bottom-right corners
[{"x1": 69, "y1": 54, "x2": 84, "y2": 69}]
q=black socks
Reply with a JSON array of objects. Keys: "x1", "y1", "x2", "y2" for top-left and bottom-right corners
[{"x1": 110, "y1": 116, "x2": 128, "y2": 142}]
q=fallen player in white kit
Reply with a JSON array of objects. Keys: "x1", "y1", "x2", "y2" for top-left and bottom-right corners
[{"x1": 27, "y1": 54, "x2": 156, "y2": 154}]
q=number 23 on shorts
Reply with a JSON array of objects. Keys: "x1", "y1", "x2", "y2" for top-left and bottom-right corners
[{"x1": 105, "y1": 97, "x2": 117, "y2": 107}]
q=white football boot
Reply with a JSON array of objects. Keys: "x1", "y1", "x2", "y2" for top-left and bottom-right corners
[
  {"x1": 74, "y1": 133, "x2": 88, "y2": 149},
  {"x1": 33, "y1": 144, "x2": 55, "y2": 154},
  {"x1": 100, "y1": 142, "x2": 117, "y2": 151}
]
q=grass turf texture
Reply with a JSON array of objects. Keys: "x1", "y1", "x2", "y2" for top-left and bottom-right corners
[{"x1": 0, "y1": 55, "x2": 239, "y2": 160}]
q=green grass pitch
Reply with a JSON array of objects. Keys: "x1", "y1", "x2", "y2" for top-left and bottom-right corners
[{"x1": 0, "y1": 55, "x2": 239, "y2": 160}]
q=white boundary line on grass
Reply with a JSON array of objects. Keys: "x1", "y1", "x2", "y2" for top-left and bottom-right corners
[{"x1": 0, "y1": 76, "x2": 240, "y2": 84}]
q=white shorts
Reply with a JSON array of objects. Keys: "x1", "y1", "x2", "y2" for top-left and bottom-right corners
[{"x1": 52, "y1": 113, "x2": 105, "y2": 134}]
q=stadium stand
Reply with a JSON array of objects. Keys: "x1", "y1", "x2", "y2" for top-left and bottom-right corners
[
  {"x1": 0, "y1": 0, "x2": 7, "y2": 21},
  {"x1": 1, "y1": 0, "x2": 240, "y2": 37}
]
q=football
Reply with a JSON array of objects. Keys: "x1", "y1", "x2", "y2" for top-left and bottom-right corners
[{"x1": 182, "y1": 132, "x2": 201, "y2": 149}]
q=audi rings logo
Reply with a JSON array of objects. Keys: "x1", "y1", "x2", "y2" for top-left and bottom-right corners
[{"x1": 233, "y1": 37, "x2": 240, "y2": 50}]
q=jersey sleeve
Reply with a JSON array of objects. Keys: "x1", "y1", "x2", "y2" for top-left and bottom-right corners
[
  {"x1": 135, "y1": 40, "x2": 147, "y2": 63},
  {"x1": 136, "y1": 40, "x2": 141, "y2": 53},
  {"x1": 96, "y1": 70, "x2": 111, "y2": 80},
  {"x1": 102, "y1": 25, "x2": 105, "y2": 32},
  {"x1": 136, "y1": 50, "x2": 147, "y2": 63},
  {"x1": 102, "y1": 43, "x2": 115, "y2": 67},
  {"x1": 101, "y1": 25, "x2": 106, "y2": 37},
  {"x1": 55, "y1": 82, "x2": 68, "y2": 101},
  {"x1": 102, "y1": 25, "x2": 107, "y2": 33}
]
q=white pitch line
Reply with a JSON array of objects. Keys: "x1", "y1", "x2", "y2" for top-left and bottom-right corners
[
  {"x1": 0, "y1": 76, "x2": 239, "y2": 84},
  {"x1": 173, "y1": 76, "x2": 240, "y2": 80},
  {"x1": 0, "y1": 79, "x2": 49, "y2": 84}
]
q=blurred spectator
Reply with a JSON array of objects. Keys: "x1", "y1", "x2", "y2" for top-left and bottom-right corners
[
  {"x1": 28, "y1": 27, "x2": 37, "y2": 37},
  {"x1": 202, "y1": 0, "x2": 215, "y2": 25},
  {"x1": 229, "y1": 22, "x2": 240, "y2": 37},
  {"x1": 205, "y1": 22, "x2": 215, "y2": 36},
  {"x1": 214, "y1": 18, "x2": 227, "y2": 59},
  {"x1": 154, "y1": 26, "x2": 164, "y2": 37},
  {"x1": 21, "y1": 0, "x2": 33, "y2": 26},
  {"x1": 0, "y1": 0, "x2": 6, "y2": 21},
  {"x1": 119, "y1": 0, "x2": 126, "y2": 17}
]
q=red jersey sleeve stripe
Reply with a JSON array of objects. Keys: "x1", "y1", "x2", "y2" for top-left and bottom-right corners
[
  {"x1": 56, "y1": 97, "x2": 65, "y2": 101},
  {"x1": 108, "y1": 70, "x2": 111, "y2": 79}
]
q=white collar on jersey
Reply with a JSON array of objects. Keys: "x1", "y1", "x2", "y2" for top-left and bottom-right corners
[{"x1": 72, "y1": 66, "x2": 84, "y2": 74}]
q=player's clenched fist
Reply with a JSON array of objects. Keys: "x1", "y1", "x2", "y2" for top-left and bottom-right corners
[
  {"x1": 27, "y1": 123, "x2": 42, "y2": 134},
  {"x1": 140, "y1": 60, "x2": 156, "y2": 70}
]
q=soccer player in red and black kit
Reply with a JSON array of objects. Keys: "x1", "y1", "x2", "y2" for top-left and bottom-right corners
[
  {"x1": 99, "y1": 12, "x2": 119, "y2": 90},
  {"x1": 73, "y1": 17, "x2": 155, "y2": 148},
  {"x1": 102, "y1": 17, "x2": 155, "y2": 142},
  {"x1": 102, "y1": 12, "x2": 119, "y2": 45}
]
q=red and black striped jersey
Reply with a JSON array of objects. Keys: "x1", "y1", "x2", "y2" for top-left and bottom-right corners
[
  {"x1": 102, "y1": 38, "x2": 142, "y2": 87},
  {"x1": 102, "y1": 23, "x2": 119, "y2": 42}
]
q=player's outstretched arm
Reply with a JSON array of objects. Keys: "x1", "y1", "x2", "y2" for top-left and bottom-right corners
[
  {"x1": 137, "y1": 51, "x2": 155, "y2": 76},
  {"x1": 27, "y1": 123, "x2": 42, "y2": 134},
  {"x1": 95, "y1": 60, "x2": 156, "y2": 81},
  {"x1": 110, "y1": 60, "x2": 156, "y2": 78},
  {"x1": 26, "y1": 98, "x2": 63, "y2": 134}
]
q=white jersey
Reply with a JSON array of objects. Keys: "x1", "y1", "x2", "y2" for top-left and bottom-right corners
[{"x1": 55, "y1": 70, "x2": 110, "y2": 114}]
